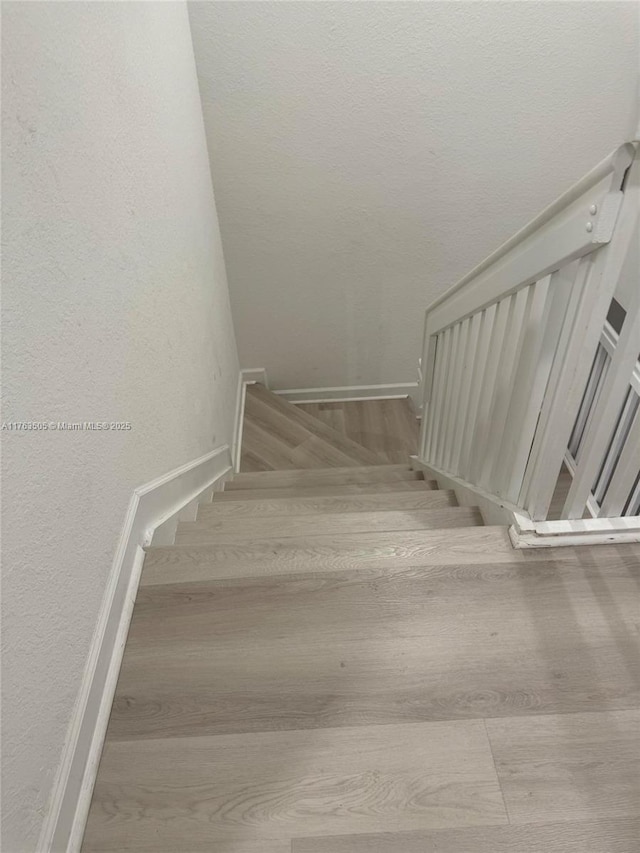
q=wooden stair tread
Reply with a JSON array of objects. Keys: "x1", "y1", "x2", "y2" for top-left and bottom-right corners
[
  {"x1": 107, "y1": 555, "x2": 640, "y2": 740},
  {"x1": 227, "y1": 463, "x2": 421, "y2": 490},
  {"x1": 83, "y1": 719, "x2": 507, "y2": 850},
  {"x1": 176, "y1": 507, "x2": 482, "y2": 544},
  {"x1": 200, "y1": 489, "x2": 457, "y2": 518},
  {"x1": 142, "y1": 526, "x2": 519, "y2": 585},
  {"x1": 241, "y1": 417, "x2": 379, "y2": 471},
  {"x1": 291, "y1": 819, "x2": 640, "y2": 853},
  {"x1": 241, "y1": 384, "x2": 384, "y2": 470},
  {"x1": 297, "y1": 397, "x2": 419, "y2": 464},
  {"x1": 214, "y1": 480, "x2": 438, "y2": 501}
]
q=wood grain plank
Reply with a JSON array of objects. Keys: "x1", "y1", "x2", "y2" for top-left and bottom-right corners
[
  {"x1": 486, "y1": 709, "x2": 640, "y2": 824},
  {"x1": 297, "y1": 399, "x2": 419, "y2": 464},
  {"x1": 292, "y1": 818, "x2": 640, "y2": 852},
  {"x1": 227, "y1": 464, "x2": 421, "y2": 490},
  {"x1": 199, "y1": 489, "x2": 457, "y2": 519},
  {"x1": 241, "y1": 384, "x2": 384, "y2": 470},
  {"x1": 141, "y1": 526, "x2": 519, "y2": 585},
  {"x1": 109, "y1": 556, "x2": 640, "y2": 739},
  {"x1": 82, "y1": 721, "x2": 507, "y2": 851},
  {"x1": 87, "y1": 844, "x2": 289, "y2": 853},
  {"x1": 213, "y1": 480, "x2": 438, "y2": 501},
  {"x1": 241, "y1": 410, "x2": 379, "y2": 471},
  {"x1": 175, "y1": 507, "x2": 482, "y2": 544}
]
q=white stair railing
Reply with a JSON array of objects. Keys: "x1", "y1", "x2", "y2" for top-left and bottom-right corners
[{"x1": 418, "y1": 142, "x2": 639, "y2": 526}]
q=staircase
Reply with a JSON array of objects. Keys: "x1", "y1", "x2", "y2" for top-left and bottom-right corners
[
  {"x1": 79, "y1": 141, "x2": 640, "y2": 853},
  {"x1": 142, "y1": 386, "x2": 509, "y2": 586},
  {"x1": 83, "y1": 385, "x2": 640, "y2": 852}
]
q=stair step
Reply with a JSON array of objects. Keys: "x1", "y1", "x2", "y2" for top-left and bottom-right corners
[
  {"x1": 297, "y1": 397, "x2": 419, "y2": 464},
  {"x1": 176, "y1": 507, "x2": 481, "y2": 544},
  {"x1": 108, "y1": 556, "x2": 639, "y2": 742},
  {"x1": 226, "y1": 464, "x2": 420, "y2": 490},
  {"x1": 241, "y1": 383, "x2": 383, "y2": 469},
  {"x1": 214, "y1": 480, "x2": 439, "y2": 501},
  {"x1": 200, "y1": 489, "x2": 456, "y2": 518},
  {"x1": 142, "y1": 526, "x2": 517, "y2": 585},
  {"x1": 290, "y1": 819, "x2": 640, "y2": 853}
]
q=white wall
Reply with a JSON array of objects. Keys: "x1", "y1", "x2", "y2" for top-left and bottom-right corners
[
  {"x1": 190, "y1": 0, "x2": 639, "y2": 391},
  {"x1": 1, "y1": 3, "x2": 239, "y2": 849}
]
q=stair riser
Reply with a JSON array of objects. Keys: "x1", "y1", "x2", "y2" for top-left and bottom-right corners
[
  {"x1": 214, "y1": 481, "x2": 439, "y2": 501},
  {"x1": 199, "y1": 490, "x2": 457, "y2": 519},
  {"x1": 175, "y1": 508, "x2": 482, "y2": 545},
  {"x1": 228, "y1": 465, "x2": 422, "y2": 490},
  {"x1": 142, "y1": 527, "x2": 518, "y2": 585}
]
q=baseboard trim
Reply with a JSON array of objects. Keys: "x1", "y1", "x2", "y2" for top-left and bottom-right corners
[
  {"x1": 38, "y1": 445, "x2": 233, "y2": 853},
  {"x1": 275, "y1": 382, "x2": 419, "y2": 406},
  {"x1": 240, "y1": 367, "x2": 269, "y2": 387},
  {"x1": 231, "y1": 372, "x2": 247, "y2": 472},
  {"x1": 232, "y1": 368, "x2": 269, "y2": 472}
]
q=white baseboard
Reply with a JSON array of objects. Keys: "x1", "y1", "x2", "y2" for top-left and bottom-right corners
[
  {"x1": 275, "y1": 382, "x2": 419, "y2": 406},
  {"x1": 231, "y1": 371, "x2": 247, "y2": 473},
  {"x1": 240, "y1": 367, "x2": 269, "y2": 387},
  {"x1": 231, "y1": 368, "x2": 269, "y2": 472},
  {"x1": 38, "y1": 445, "x2": 233, "y2": 853}
]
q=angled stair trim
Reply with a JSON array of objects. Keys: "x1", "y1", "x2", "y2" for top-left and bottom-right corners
[
  {"x1": 232, "y1": 368, "x2": 271, "y2": 472},
  {"x1": 38, "y1": 445, "x2": 232, "y2": 853},
  {"x1": 274, "y1": 381, "x2": 419, "y2": 406}
]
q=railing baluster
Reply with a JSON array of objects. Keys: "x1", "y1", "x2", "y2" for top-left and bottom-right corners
[
  {"x1": 449, "y1": 312, "x2": 481, "y2": 474},
  {"x1": 522, "y1": 173, "x2": 639, "y2": 520},
  {"x1": 479, "y1": 286, "x2": 530, "y2": 490},
  {"x1": 414, "y1": 142, "x2": 638, "y2": 532},
  {"x1": 458, "y1": 303, "x2": 496, "y2": 480},
  {"x1": 425, "y1": 330, "x2": 448, "y2": 462},
  {"x1": 568, "y1": 344, "x2": 609, "y2": 461},
  {"x1": 562, "y1": 309, "x2": 640, "y2": 518},
  {"x1": 492, "y1": 275, "x2": 551, "y2": 499},
  {"x1": 504, "y1": 265, "x2": 576, "y2": 503},
  {"x1": 467, "y1": 297, "x2": 511, "y2": 484},
  {"x1": 599, "y1": 398, "x2": 640, "y2": 516},
  {"x1": 441, "y1": 319, "x2": 469, "y2": 471},
  {"x1": 432, "y1": 325, "x2": 456, "y2": 467}
]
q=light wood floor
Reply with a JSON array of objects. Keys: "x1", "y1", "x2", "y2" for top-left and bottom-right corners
[
  {"x1": 83, "y1": 390, "x2": 640, "y2": 852},
  {"x1": 240, "y1": 388, "x2": 418, "y2": 471},
  {"x1": 297, "y1": 398, "x2": 419, "y2": 463}
]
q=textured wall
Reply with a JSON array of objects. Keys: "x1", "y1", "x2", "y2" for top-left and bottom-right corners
[
  {"x1": 190, "y1": 1, "x2": 639, "y2": 390},
  {"x1": 1, "y1": 3, "x2": 239, "y2": 849}
]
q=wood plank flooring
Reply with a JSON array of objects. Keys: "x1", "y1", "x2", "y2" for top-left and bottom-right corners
[
  {"x1": 83, "y1": 390, "x2": 640, "y2": 852},
  {"x1": 240, "y1": 385, "x2": 385, "y2": 471},
  {"x1": 486, "y1": 709, "x2": 640, "y2": 824},
  {"x1": 292, "y1": 818, "x2": 640, "y2": 852},
  {"x1": 141, "y1": 526, "x2": 523, "y2": 585},
  {"x1": 84, "y1": 721, "x2": 507, "y2": 851},
  {"x1": 297, "y1": 398, "x2": 419, "y2": 463},
  {"x1": 175, "y1": 506, "x2": 483, "y2": 544}
]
